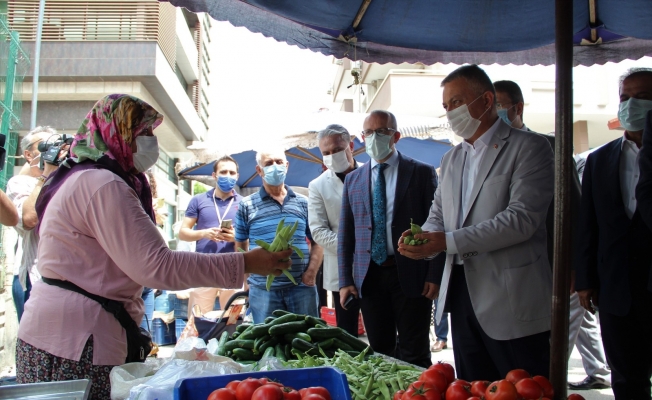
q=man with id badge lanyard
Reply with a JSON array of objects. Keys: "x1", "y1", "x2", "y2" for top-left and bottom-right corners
[{"x1": 179, "y1": 155, "x2": 243, "y2": 311}]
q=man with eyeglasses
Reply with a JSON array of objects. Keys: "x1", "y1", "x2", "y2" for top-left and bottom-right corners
[
  {"x1": 398, "y1": 65, "x2": 554, "y2": 381},
  {"x1": 338, "y1": 110, "x2": 441, "y2": 368},
  {"x1": 494, "y1": 80, "x2": 611, "y2": 390}
]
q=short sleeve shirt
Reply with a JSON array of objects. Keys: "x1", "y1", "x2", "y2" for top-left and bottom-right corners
[
  {"x1": 185, "y1": 189, "x2": 241, "y2": 254},
  {"x1": 235, "y1": 185, "x2": 312, "y2": 289}
]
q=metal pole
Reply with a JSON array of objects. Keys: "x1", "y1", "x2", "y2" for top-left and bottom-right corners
[
  {"x1": 30, "y1": 0, "x2": 46, "y2": 130},
  {"x1": 550, "y1": 0, "x2": 573, "y2": 398}
]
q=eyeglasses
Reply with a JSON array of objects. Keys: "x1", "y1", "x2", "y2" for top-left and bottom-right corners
[
  {"x1": 361, "y1": 128, "x2": 396, "y2": 137},
  {"x1": 496, "y1": 102, "x2": 512, "y2": 110}
]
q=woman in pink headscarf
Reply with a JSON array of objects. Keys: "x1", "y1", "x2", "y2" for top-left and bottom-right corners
[{"x1": 16, "y1": 94, "x2": 290, "y2": 399}]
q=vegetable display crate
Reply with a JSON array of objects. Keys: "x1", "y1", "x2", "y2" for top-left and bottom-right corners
[
  {"x1": 169, "y1": 294, "x2": 189, "y2": 319},
  {"x1": 175, "y1": 318, "x2": 187, "y2": 339},
  {"x1": 152, "y1": 318, "x2": 176, "y2": 345},
  {"x1": 174, "y1": 367, "x2": 351, "y2": 400},
  {"x1": 320, "y1": 306, "x2": 365, "y2": 336}
]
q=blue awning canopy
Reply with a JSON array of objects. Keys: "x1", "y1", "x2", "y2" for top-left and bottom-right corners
[{"x1": 162, "y1": 0, "x2": 652, "y2": 66}]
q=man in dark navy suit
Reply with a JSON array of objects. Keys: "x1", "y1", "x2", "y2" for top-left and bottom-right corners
[{"x1": 576, "y1": 67, "x2": 652, "y2": 400}]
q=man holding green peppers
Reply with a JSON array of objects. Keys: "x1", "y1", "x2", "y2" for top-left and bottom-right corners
[{"x1": 235, "y1": 149, "x2": 324, "y2": 324}]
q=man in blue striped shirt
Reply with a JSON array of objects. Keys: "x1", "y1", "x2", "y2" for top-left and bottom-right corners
[{"x1": 235, "y1": 149, "x2": 323, "y2": 323}]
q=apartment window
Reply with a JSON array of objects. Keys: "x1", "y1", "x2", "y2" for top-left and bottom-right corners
[
  {"x1": 174, "y1": 63, "x2": 189, "y2": 92},
  {"x1": 155, "y1": 151, "x2": 177, "y2": 184}
]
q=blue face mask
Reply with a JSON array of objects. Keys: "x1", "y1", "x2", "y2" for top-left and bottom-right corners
[
  {"x1": 263, "y1": 164, "x2": 287, "y2": 186},
  {"x1": 497, "y1": 109, "x2": 513, "y2": 126},
  {"x1": 217, "y1": 175, "x2": 237, "y2": 192},
  {"x1": 618, "y1": 97, "x2": 652, "y2": 132}
]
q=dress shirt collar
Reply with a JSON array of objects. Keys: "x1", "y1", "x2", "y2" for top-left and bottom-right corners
[
  {"x1": 370, "y1": 149, "x2": 400, "y2": 169},
  {"x1": 461, "y1": 118, "x2": 501, "y2": 153},
  {"x1": 621, "y1": 132, "x2": 640, "y2": 152}
]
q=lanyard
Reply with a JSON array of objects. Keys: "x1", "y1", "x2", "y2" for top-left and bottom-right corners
[{"x1": 213, "y1": 192, "x2": 234, "y2": 225}]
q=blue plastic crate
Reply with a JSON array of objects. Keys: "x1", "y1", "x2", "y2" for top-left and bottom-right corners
[
  {"x1": 175, "y1": 318, "x2": 187, "y2": 339},
  {"x1": 174, "y1": 367, "x2": 351, "y2": 400},
  {"x1": 169, "y1": 294, "x2": 189, "y2": 319},
  {"x1": 154, "y1": 291, "x2": 171, "y2": 313},
  {"x1": 152, "y1": 318, "x2": 176, "y2": 345}
]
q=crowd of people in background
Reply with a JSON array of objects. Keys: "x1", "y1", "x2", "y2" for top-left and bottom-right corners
[{"x1": 0, "y1": 64, "x2": 651, "y2": 400}]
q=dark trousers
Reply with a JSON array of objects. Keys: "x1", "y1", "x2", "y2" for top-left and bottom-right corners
[
  {"x1": 332, "y1": 290, "x2": 361, "y2": 337},
  {"x1": 359, "y1": 263, "x2": 432, "y2": 368},
  {"x1": 448, "y1": 266, "x2": 550, "y2": 381},
  {"x1": 599, "y1": 291, "x2": 652, "y2": 400},
  {"x1": 315, "y1": 267, "x2": 328, "y2": 309}
]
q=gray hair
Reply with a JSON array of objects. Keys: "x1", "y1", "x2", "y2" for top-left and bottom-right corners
[
  {"x1": 368, "y1": 110, "x2": 398, "y2": 130},
  {"x1": 317, "y1": 124, "x2": 351, "y2": 143},
  {"x1": 255, "y1": 148, "x2": 287, "y2": 167},
  {"x1": 20, "y1": 126, "x2": 58, "y2": 152},
  {"x1": 619, "y1": 67, "x2": 652, "y2": 89}
]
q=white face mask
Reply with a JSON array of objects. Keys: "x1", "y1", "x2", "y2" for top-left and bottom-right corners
[
  {"x1": 446, "y1": 94, "x2": 489, "y2": 140},
  {"x1": 133, "y1": 135, "x2": 159, "y2": 173},
  {"x1": 323, "y1": 149, "x2": 351, "y2": 173}
]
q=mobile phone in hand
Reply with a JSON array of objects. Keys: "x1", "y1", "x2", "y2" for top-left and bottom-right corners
[
  {"x1": 220, "y1": 219, "x2": 232, "y2": 229},
  {"x1": 343, "y1": 293, "x2": 356, "y2": 309}
]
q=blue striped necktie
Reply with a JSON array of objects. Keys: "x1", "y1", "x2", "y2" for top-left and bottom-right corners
[{"x1": 371, "y1": 163, "x2": 388, "y2": 265}]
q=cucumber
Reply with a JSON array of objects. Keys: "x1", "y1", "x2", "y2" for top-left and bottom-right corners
[
  {"x1": 267, "y1": 313, "x2": 299, "y2": 327},
  {"x1": 331, "y1": 337, "x2": 354, "y2": 352},
  {"x1": 236, "y1": 324, "x2": 255, "y2": 340},
  {"x1": 231, "y1": 331, "x2": 241, "y2": 340},
  {"x1": 262, "y1": 346, "x2": 276, "y2": 359},
  {"x1": 250, "y1": 323, "x2": 272, "y2": 338},
  {"x1": 337, "y1": 330, "x2": 373, "y2": 354},
  {"x1": 223, "y1": 339, "x2": 255, "y2": 352},
  {"x1": 305, "y1": 315, "x2": 328, "y2": 327},
  {"x1": 259, "y1": 336, "x2": 280, "y2": 353},
  {"x1": 307, "y1": 327, "x2": 343, "y2": 340},
  {"x1": 272, "y1": 309, "x2": 292, "y2": 317},
  {"x1": 283, "y1": 332, "x2": 312, "y2": 343},
  {"x1": 264, "y1": 316, "x2": 277, "y2": 324},
  {"x1": 269, "y1": 321, "x2": 309, "y2": 336},
  {"x1": 291, "y1": 338, "x2": 320, "y2": 356},
  {"x1": 317, "y1": 338, "x2": 335, "y2": 349},
  {"x1": 284, "y1": 343, "x2": 292, "y2": 360},
  {"x1": 236, "y1": 324, "x2": 251, "y2": 333},
  {"x1": 216, "y1": 331, "x2": 230, "y2": 356},
  {"x1": 274, "y1": 343, "x2": 286, "y2": 361},
  {"x1": 254, "y1": 335, "x2": 271, "y2": 352},
  {"x1": 232, "y1": 348, "x2": 260, "y2": 361}
]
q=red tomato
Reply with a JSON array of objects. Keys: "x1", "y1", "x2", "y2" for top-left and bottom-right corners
[
  {"x1": 515, "y1": 378, "x2": 543, "y2": 400},
  {"x1": 236, "y1": 378, "x2": 263, "y2": 400},
  {"x1": 251, "y1": 385, "x2": 283, "y2": 400},
  {"x1": 429, "y1": 361, "x2": 456, "y2": 384},
  {"x1": 567, "y1": 395, "x2": 586, "y2": 400},
  {"x1": 532, "y1": 376, "x2": 554, "y2": 399},
  {"x1": 393, "y1": 390, "x2": 406, "y2": 400},
  {"x1": 302, "y1": 395, "x2": 326, "y2": 400},
  {"x1": 485, "y1": 380, "x2": 518, "y2": 400},
  {"x1": 505, "y1": 369, "x2": 531, "y2": 384},
  {"x1": 468, "y1": 398, "x2": 482, "y2": 400},
  {"x1": 281, "y1": 387, "x2": 300, "y2": 400},
  {"x1": 402, "y1": 381, "x2": 441, "y2": 400},
  {"x1": 226, "y1": 381, "x2": 242, "y2": 392},
  {"x1": 207, "y1": 388, "x2": 237, "y2": 400},
  {"x1": 301, "y1": 387, "x2": 331, "y2": 400},
  {"x1": 451, "y1": 379, "x2": 471, "y2": 387},
  {"x1": 419, "y1": 369, "x2": 449, "y2": 393},
  {"x1": 446, "y1": 382, "x2": 472, "y2": 400},
  {"x1": 471, "y1": 380, "x2": 490, "y2": 398}
]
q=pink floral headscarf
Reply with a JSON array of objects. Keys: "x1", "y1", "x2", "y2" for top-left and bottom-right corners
[{"x1": 70, "y1": 94, "x2": 163, "y2": 173}]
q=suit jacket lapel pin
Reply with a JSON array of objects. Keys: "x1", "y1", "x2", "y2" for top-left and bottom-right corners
[{"x1": 493, "y1": 144, "x2": 499, "y2": 150}]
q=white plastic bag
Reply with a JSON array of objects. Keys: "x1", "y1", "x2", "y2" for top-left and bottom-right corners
[
  {"x1": 110, "y1": 358, "x2": 166, "y2": 400},
  {"x1": 128, "y1": 359, "x2": 240, "y2": 400}
]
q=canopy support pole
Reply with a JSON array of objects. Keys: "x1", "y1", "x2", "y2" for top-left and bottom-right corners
[
  {"x1": 352, "y1": 0, "x2": 373, "y2": 29},
  {"x1": 550, "y1": 0, "x2": 573, "y2": 398}
]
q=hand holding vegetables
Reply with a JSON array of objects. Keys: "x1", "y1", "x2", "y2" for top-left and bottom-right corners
[
  {"x1": 254, "y1": 218, "x2": 305, "y2": 291},
  {"x1": 243, "y1": 247, "x2": 293, "y2": 277},
  {"x1": 397, "y1": 219, "x2": 447, "y2": 260}
]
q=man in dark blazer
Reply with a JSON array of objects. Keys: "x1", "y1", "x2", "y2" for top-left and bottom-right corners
[
  {"x1": 338, "y1": 110, "x2": 441, "y2": 368},
  {"x1": 577, "y1": 68, "x2": 652, "y2": 400}
]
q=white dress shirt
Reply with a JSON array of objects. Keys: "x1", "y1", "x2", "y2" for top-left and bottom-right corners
[
  {"x1": 370, "y1": 149, "x2": 399, "y2": 256},
  {"x1": 620, "y1": 134, "x2": 640, "y2": 220},
  {"x1": 446, "y1": 118, "x2": 501, "y2": 263}
]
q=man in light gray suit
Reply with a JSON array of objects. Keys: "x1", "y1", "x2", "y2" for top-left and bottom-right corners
[
  {"x1": 308, "y1": 124, "x2": 361, "y2": 337},
  {"x1": 399, "y1": 65, "x2": 554, "y2": 381}
]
